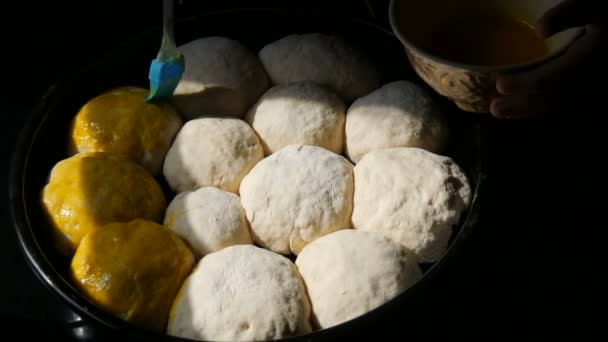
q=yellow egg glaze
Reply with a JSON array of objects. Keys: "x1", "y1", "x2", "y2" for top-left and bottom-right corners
[
  {"x1": 71, "y1": 219, "x2": 194, "y2": 332},
  {"x1": 41, "y1": 152, "x2": 166, "y2": 254},
  {"x1": 69, "y1": 86, "x2": 182, "y2": 175}
]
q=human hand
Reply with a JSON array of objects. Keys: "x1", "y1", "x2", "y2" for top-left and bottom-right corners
[{"x1": 490, "y1": 0, "x2": 605, "y2": 119}]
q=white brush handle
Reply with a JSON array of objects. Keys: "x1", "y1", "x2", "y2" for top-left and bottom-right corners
[{"x1": 158, "y1": 0, "x2": 179, "y2": 60}]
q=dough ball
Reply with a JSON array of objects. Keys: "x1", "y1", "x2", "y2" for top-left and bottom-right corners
[
  {"x1": 41, "y1": 152, "x2": 166, "y2": 255},
  {"x1": 259, "y1": 33, "x2": 380, "y2": 102},
  {"x1": 168, "y1": 245, "x2": 311, "y2": 341},
  {"x1": 164, "y1": 186, "x2": 253, "y2": 258},
  {"x1": 71, "y1": 219, "x2": 194, "y2": 332},
  {"x1": 295, "y1": 229, "x2": 422, "y2": 329},
  {"x1": 345, "y1": 80, "x2": 448, "y2": 163},
  {"x1": 352, "y1": 147, "x2": 471, "y2": 262},
  {"x1": 239, "y1": 145, "x2": 354, "y2": 255},
  {"x1": 173, "y1": 37, "x2": 269, "y2": 118},
  {"x1": 163, "y1": 117, "x2": 264, "y2": 194},
  {"x1": 245, "y1": 81, "x2": 346, "y2": 155},
  {"x1": 69, "y1": 86, "x2": 182, "y2": 175}
]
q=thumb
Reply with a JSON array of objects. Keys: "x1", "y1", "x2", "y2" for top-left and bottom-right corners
[{"x1": 536, "y1": 0, "x2": 598, "y2": 38}]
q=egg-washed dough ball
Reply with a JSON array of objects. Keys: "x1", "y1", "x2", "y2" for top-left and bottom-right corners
[
  {"x1": 168, "y1": 245, "x2": 311, "y2": 341},
  {"x1": 259, "y1": 33, "x2": 380, "y2": 102},
  {"x1": 41, "y1": 152, "x2": 166, "y2": 255},
  {"x1": 352, "y1": 147, "x2": 471, "y2": 263},
  {"x1": 69, "y1": 86, "x2": 182, "y2": 175},
  {"x1": 164, "y1": 186, "x2": 253, "y2": 258},
  {"x1": 163, "y1": 117, "x2": 264, "y2": 194},
  {"x1": 239, "y1": 145, "x2": 354, "y2": 255},
  {"x1": 345, "y1": 80, "x2": 448, "y2": 163},
  {"x1": 173, "y1": 37, "x2": 269, "y2": 119},
  {"x1": 296, "y1": 229, "x2": 422, "y2": 329},
  {"x1": 71, "y1": 219, "x2": 194, "y2": 332},
  {"x1": 245, "y1": 81, "x2": 346, "y2": 155}
]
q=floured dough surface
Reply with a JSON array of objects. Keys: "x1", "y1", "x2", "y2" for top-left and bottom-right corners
[
  {"x1": 168, "y1": 245, "x2": 311, "y2": 341},
  {"x1": 173, "y1": 37, "x2": 269, "y2": 118},
  {"x1": 259, "y1": 33, "x2": 379, "y2": 102},
  {"x1": 352, "y1": 147, "x2": 471, "y2": 262},
  {"x1": 239, "y1": 145, "x2": 354, "y2": 255},
  {"x1": 163, "y1": 117, "x2": 264, "y2": 193},
  {"x1": 245, "y1": 81, "x2": 346, "y2": 155},
  {"x1": 296, "y1": 229, "x2": 422, "y2": 329},
  {"x1": 345, "y1": 80, "x2": 448, "y2": 163},
  {"x1": 164, "y1": 186, "x2": 253, "y2": 258}
]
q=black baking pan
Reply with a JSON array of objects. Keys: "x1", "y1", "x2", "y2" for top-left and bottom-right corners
[{"x1": 8, "y1": 8, "x2": 487, "y2": 342}]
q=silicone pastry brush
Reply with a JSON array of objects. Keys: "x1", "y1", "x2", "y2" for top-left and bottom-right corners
[{"x1": 145, "y1": 0, "x2": 184, "y2": 102}]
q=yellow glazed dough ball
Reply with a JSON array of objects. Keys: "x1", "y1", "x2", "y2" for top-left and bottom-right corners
[
  {"x1": 41, "y1": 152, "x2": 166, "y2": 254},
  {"x1": 71, "y1": 219, "x2": 194, "y2": 332},
  {"x1": 69, "y1": 86, "x2": 182, "y2": 175}
]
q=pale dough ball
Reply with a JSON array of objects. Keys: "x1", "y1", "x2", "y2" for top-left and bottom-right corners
[
  {"x1": 163, "y1": 117, "x2": 264, "y2": 193},
  {"x1": 345, "y1": 80, "x2": 448, "y2": 163},
  {"x1": 239, "y1": 145, "x2": 354, "y2": 255},
  {"x1": 164, "y1": 187, "x2": 253, "y2": 258},
  {"x1": 259, "y1": 33, "x2": 380, "y2": 102},
  {"x1": 245, "y1": 81, "x2": 346, "y2": 155},
  {"x1": 173, "y1": 37, "x2": 269, "y2": 118},
  {"x1": 168, "y1": 245, "x2": 312, "y2": 341},
  {"x1": 296, "y1": 229, "x2": 422, "y2": 329},
  {"x1": 352, "y1": 147, "x2": 471, "y2": 263}
]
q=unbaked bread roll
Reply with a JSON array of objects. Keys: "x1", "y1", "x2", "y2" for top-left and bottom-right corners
[
  {"x1": 41, "y1": 152, "x2": 166, "y2": 255},
  {"x1": 163, "y1": 117, "x2": 264, "y2": 194},
  {"x1": 164, "y1": 187, "x2": 253, "y2": 258},
  {"x1": 258, "y1": 33, "x2": 379, "y2": 102},
  {"x1": 168, "y1": 245, "x2": 311, "y2": 341},
  {"x1": 173, "y1": 37, "x2": 269, "y2": 118},
  {"x1": 296, "y1": 229, "x2": 422, "y2": 329},
  {"x1": 352, "y1": 147, "x2": 471, "y2": 262},
  {"x1": 245, "y1": 81, "x2": 346, "y2": 155},
  {"x1": 71, "y1": 219, "x2": 194, "y2": 333},
  {"x1": 69, "y1": 86, "x2": 182, "y2": 175},
  {"x1": 345, "y1": 80, "x2": 448, "y2": 163},
  {"x1": 239, "y1": 145, "x2": 354, "y2": 255}
]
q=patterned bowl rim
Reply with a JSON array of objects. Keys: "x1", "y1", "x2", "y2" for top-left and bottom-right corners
[{"x1": 388, "y1": 0, "x2": 585, "y2": 73}]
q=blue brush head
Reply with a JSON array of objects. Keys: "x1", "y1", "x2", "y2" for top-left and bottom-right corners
[{"x1": 145, "y1": 55, "x2": 185, "y2": 102}]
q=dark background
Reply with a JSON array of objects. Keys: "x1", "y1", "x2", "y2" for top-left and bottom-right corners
[{"x1": 1, "y1": 0, "x2": 603, "y2": 340}]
